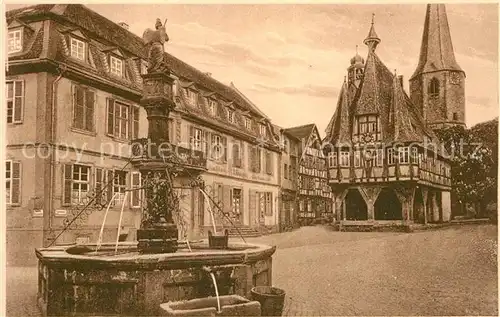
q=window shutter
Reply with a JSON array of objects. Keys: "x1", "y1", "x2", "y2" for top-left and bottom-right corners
[
  {"x1": 265, "y1": 193, "x2": 273, "y2": 216},
  {"x1": 189, "y1": 126, "x2": 195, "y2": 149},
  {"x1": 13, "y1": 81, "x2": 24, "y2": 123},
  {"x1": 222, "y1": 137, "x2": 227, "y2": 162},
  {"x1": 11, "y1": 161, "x2": 21, "y2": 205},
  {"x1": 223, "y1": 185, "x2": 231, "y2": 215},
  {"x1": 132, "y1": 107, "x2": 139, "y2": 139},
  {"x1": 107, "y1": 170, "x2": 114, "y2": 202},
  {"x1": 95, "y1": 168, "x2": 103, "y2": 205},
  {"x1": 63, "y1": 164, "x2": 73, "y2": 206},
  {"x1": 107, "y1": 98, "x2": 115, "y2": 135},
  {"x1": 241, "y1": 142, "x2": 245, "y2": 169},
  {"x1": 204, "y1": 130, "x2": 210, "y2": 155},
  {"x1": 248, "y1": 144, "x2": 253, "y2": 171},
  {"x1": 130, "y1": 172, "x2": 141, "y2": 208},
  {"x1": 249, "y1": 190, "x2": 256, "y2": 226},
  {"x1": 85, "y1": 90, "x2": 95, "y2": 131},
  {"x1": 73, "y1": 85, "x2": 84, "y2": 129}
]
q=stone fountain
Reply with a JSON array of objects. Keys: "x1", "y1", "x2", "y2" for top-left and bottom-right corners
[{"x1": 35, "y1": 18, "x2": 276, "y2": 317}]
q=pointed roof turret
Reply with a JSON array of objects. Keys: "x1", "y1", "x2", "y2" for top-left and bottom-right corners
[
  {"x1": 354, "y1": 51, "x2": 381, "y2": 115},
  {"x1": 410, "y1": 4, "x2": 463, "y2": 79},
  {"x1": 391, "y1": 71, "x2": 422, "y2": 142},
  {"x1": 363, "y1": 13, "x2": 381, "y2": 51}
]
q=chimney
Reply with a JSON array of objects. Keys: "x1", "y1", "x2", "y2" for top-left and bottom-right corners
[
  {"x1": 118, "y1": 22, "x2": 129, "y2": 30},
  {"x1": 398, "y1": 75, "x2": 404, "y2": 88}
]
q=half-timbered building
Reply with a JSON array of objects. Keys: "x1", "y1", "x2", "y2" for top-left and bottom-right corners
[{"x1": 324, "y1": 13, "x2": 453, "y2": 229}]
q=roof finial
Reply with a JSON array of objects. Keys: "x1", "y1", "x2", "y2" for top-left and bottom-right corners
[
  {"x1": 344, "y1": 76, "x2": 347, "y2": 82},
  {"x1": 355, "y1": 45, "x2": 358, "y2": 54},
  {"x1": 372, "y1": 13, "x2": 375, "y2": 25},
  {"x1": 394, "y1": 69, "x2": 397, "y2": 76}
]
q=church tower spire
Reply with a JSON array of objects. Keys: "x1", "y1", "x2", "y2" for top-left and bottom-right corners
[
  {"x1": 409, "y1": 4, "x2": 466, "y2": 129},
  {"x1": 363, "y1": 13, "x2": 381, "y2": 52}
]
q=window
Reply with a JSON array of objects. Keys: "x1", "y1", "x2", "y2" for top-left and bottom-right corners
[
  {"x1": 191, "y1": 127, "x2": 204, "y2": 151},
  {"x1": 72, "y1": 165, "x2": 90, "y2": 205},
  {"x1": 328, "y1": 151, "x2": 337, "y2": 167},
  {"x1": 113, "y1": 170, "x2": 127, "y2": 206},
  {"x1": 140, "y1": 61, "x2": 148, "y2": 75},
  {"x1": 340, "y1": 151, "x2": 350, "y2": 167},
  {"x1": 307, "y1": 200, "x2": 312, "y2": 212},
  {"x1": 284, "y1": 164, "x2": 288, "y2": 179},
  {"x1": 211, "y1": 134, "x2": 226, "y2": 161},
  {"x1": 283, "y1": 139, "x2": 289, "y2": 153},
  {"x1": 208, "y1": 99, "x2": 217, "y2": 116},
  {"x1": 5, "y1": 161, "x2": 21, "y2": 205},
  {"x1": 399, "y1": 147, "x2": 410, "y2": 164},
  {"x1": 184, "y1": 88, "x2": 197, "y2": 105},
  {"x1": 428, "y1": 78, "x2": 439, "y2": 97},
  {"x1": 62, "y1": 164, "x2": 89, "y2": 206},
  {"x1": 73, "y1": 85, "x2": 95, "y2": 132},
  {"x1": 110, "y1": 56, "x2": 123, "y2": 77},
  {"x1": 245, "y1": 117, "x2": 252, "y2": 130},
  {"x1": 250, "y1": 146, "x2": 262, "y2": 173},
  {"x1": 264, "y1": 192, "x2": 273, "y2": 216},
  {"x1": 232, "y1": 188, "x2": 242, "y2": 215},
  {"x1": 299, "y1": 200, "x2": 304, "y2": 211},
  {"x1": 260, "y1": 124, "x2": 266, "y2": 136},
  {"x1": 130, "y1": 172, "x2": 142, "y2": 208},
  {"x1": 354, "y1": 150, "x2": 361, "y2": 167},
  {"x1": 288, "y1": 163, "x2": 293, "y2": 180},
  {"x1": 411, "y1": 147, "x2": 419, "y2": 164},
  {"x1": 453, "y1": 112, "x2": 458, "y2": 121},
  {"x1": 387, "y1": 148, "x2": 396, "y2": 165},
  {"x1": 376, "y1": 149, "x2": 384, "y2": 166},
  {"x1": 265, "y1": 151, "x2": 273, "y2": 175},
  {"x1": 232, "y1": 140, "x2": 242, "y2": 168},
  {"x1": 358, "y1": 115, "x2": 378, "y2": 134},
  {"x1": 6, "y1": 80, "x2": 24, "y2": 124},
  {"x1": 8, "y1": 29, "x2": 22, "y2": 53},
  {"x1": 107, "y1": 100, "x2": 139, "y2": 140},
  {"x1": 70, "y1": 37, "x2": 85, "y2": 61},
  {"x1": 227, "y1": 109, "x2": 234, "y2": 123}
]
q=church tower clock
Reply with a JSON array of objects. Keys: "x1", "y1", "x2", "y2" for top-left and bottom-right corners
[{"x1": 409, "y1": 4, "x2": 466, "y2": 129}]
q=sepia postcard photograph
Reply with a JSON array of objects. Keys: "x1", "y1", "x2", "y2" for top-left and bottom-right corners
[{"x1": 2, "y1": 1, "x2": 498, "y2": 316}]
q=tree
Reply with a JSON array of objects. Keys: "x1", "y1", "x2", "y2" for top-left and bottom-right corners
[{"x1": 434, "y1": 118, "x2": 498, "y2": 218}]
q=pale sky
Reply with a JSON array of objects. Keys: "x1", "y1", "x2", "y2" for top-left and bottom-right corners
[{"x1": 7, "y1": 3, "x2": 499, "y2": 136}]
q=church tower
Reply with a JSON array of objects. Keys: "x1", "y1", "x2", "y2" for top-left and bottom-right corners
[{"x1": 409, "y1": 4, "x2": 466, "y2": 129}]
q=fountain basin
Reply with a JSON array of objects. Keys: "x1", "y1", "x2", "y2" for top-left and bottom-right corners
[
  {"x1": 160, "y1": 294, "x2": 261, "y2": 316},
  {"x1": 35, "y1": 240, "x2": 275, "y2": 316}
]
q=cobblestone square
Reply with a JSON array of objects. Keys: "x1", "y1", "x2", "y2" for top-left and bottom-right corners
[{"x1": 6, "y1": 224, "x2": 497, "y2": 316}]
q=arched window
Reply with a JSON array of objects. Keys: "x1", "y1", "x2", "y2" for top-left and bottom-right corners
[{"x1": 428, "y1": 78, "x2": 439, "y2": 97}]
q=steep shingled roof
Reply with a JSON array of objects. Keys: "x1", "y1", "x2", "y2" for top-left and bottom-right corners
[
  {"x1": 7, "y1": 4, "x2": 268, "y2": 119},
  {"x1": 411, "y1": 4, "x2": 463, "y2": 79},
  {"x1": 325, "y1": 80, "x2": 351, "y2": 145}
]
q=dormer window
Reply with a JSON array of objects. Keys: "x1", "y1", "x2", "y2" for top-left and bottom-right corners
[
  {"x1": 245, "y1": 117, "x2": 252, "y2": 130},
  {"x1": 110, "y1": 55, "x2": 123, "y2": 77},
  {"x1": 208, "y1": 99, "x2": 217, "y2": 116},
  {"x1": 140, "y1": 60, "x2": 148, "y2": 75},
  {"x1": 70, "y1": 37, "x2": 86, "y2": 61},
  {"x1": 227, "y1": 109, "x2": 234, "y2": 123},
  {"x1": 8, "y1": 29, "x2": 22, "y2": 53},
  {"x1": 358, "y1": 115, "x2": 378, "y2": 134},
  {"x1": 183, "y1": 88, "x2": 197, "y2": 105},
  {"x1": 260, "y1": 124, "x2": 266, "y2": 136}
]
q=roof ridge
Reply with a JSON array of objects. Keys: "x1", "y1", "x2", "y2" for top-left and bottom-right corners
[{"x1": 229, "y1": 83, "x2": 269, "y2": 119}]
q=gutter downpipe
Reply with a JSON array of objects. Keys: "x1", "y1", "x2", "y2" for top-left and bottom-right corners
[{"x1": 45, "y1": 65, "x2": 65, "y2": 247}]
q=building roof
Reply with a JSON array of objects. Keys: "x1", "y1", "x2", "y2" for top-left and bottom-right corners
[
  {"x1": 325, "y1": 25, "x2": 437, "y2": 146},
  {"x1": 284, "y1": 124, "x2": 316, "y2": 140},
  {"x1": 7, "y1": 4, "x2": 279, "y2": 145},
  {"x1": 410, "y1": 4, "x2": 463, "y2": 79}
]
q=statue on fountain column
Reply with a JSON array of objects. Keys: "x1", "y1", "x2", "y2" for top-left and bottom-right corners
[{"x1": 143, "y1": 18, "x2": 170, "y2": 73}]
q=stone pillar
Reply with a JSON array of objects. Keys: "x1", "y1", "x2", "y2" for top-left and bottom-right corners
[
  {"x1": 359, "y1": 186, "x2": 382, "y2": 221},
  {"x1": 441, "y1": 191, "x2": 451, "y2": 222},
  {"x1": 394, "y1": 185, "x2": 415, "y2": 225},
  {"x1": 420, "y1": 187, "x2": 429, "y2": 225}
]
